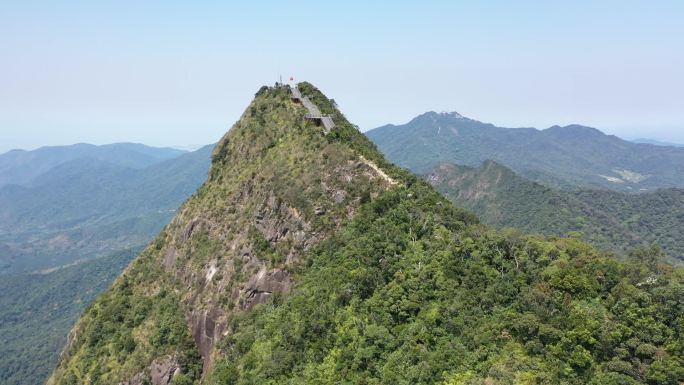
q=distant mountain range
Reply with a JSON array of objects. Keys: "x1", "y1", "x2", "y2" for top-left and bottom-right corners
[
  {"x1": 632, "y1": 138, "x2": 684, "y2": 147},
  {"x1": 0, "y1": 143, "x2": 185, "y2": 188},
  {"x1": 367, "y1": 112, "x2": 684, "y2": 191},
  {"x1": 0, "y1": 143, "x2": 213, "y2": 273},
  {"x1": 429, "y1": 160, "x2": 684, "y2": 262}
]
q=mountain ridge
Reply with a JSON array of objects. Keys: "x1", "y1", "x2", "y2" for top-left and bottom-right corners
[
  {"x1": 367, "y1": 111, "x2": 684, "y2": 191},
  {"x1": 0, "y1": 143, "x2": 186, "y2": 188},
  {"x1": 428, "y1": 160, "x2": 684, "y2": 262},
  {"x1": 632, "y1": 138, "x2": 684, "y2": 147}
]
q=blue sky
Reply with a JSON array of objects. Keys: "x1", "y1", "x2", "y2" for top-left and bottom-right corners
[{"x1": 1, "y1": 1, "x2": 683, "y2": 152}]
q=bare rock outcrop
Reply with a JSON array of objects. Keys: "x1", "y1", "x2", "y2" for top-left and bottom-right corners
[
  {"x1": 241, "y1": 267, "x2": 291, "y2": 309},
  {"x1": 119, "y1": 355, "x2": 180, "y2": 385},
  {"x1": 190, "y1": 308, "x2": 225, "y2": 359}
]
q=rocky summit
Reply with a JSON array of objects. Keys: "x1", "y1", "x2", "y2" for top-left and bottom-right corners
[
  {"x1": 48, "y1": 83, "x2": 683, "y2": 385},
  {"x1": 47, "y1": 83, "x2": 421, "y2": 384}
]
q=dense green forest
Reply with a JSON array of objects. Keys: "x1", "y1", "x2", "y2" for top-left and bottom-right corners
[
  {"x1": 366, "y1": 111, "x2": 684, "y2": 192},
  {"x1": 428, "y1": 161, "x2": 684, "y2": 263},
  {"x1": 0, "y1": 250, "x2": 137, "y2": 385},
  {"x1": 208, "y1": 185, "x2": 684, "y2": 385},
  {"x1": 47, "y1": 84, "x2": 684, "y2": 385}
]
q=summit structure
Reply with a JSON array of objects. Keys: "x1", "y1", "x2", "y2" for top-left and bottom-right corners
[{"x1": 290, "y1": 86, "x2": 335, "y2": 133}]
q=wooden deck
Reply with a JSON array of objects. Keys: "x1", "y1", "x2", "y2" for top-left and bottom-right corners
[
  {"x1": 301, "y1": 97, "x2": 322, "y2": 116},
  {"x1": 319, "y1": 116, "x2": 335, "y2": 132},
  {"x1": 291, "y1": 87, "x2": 302, "y2": 101}
]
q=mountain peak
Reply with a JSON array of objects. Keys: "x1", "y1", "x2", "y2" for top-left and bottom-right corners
[
  {"x1": 47, "y1": 82, "x2": 417, "y2": 385},
  {"x1": 416, "y1": 110, "x2": 466, "y2": 119},
  {"x1": 543, "y1": 124, "x2": 604, "y2": 137},
  {"x1": 440, "y1": 111, "x2": 465, "y2": 118}
]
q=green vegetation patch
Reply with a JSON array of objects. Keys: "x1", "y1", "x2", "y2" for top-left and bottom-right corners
[{"x1": 50, "y1": 244, "x2": 202, "y2": 385}]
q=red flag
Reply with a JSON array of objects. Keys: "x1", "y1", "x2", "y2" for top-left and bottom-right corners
[{"x1": 289, "y1": 76, "x2": 294, "y2": 81}]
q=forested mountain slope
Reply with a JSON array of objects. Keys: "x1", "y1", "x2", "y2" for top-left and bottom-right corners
[
  {"x1": 0, "y1": 145, "x2": 212, "y2": 273},
  {"x1": 0, "y1": 146, "x2": 213, "y2": 385},
  {"x1": 429, "y1": 161, "x2": 684, "y2": 263},
  {"x1": 49, "y1": 84, "x2": 684, "y2": 385},
  {"x1": 0, "y1": 250, "x2": 137, "y2": 385},
  {"x1": 367, "y1": 111, "x2": 684, "y2": 191}
]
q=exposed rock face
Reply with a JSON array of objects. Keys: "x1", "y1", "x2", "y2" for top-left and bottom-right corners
[
  {"x1": 160, "y1": 146, "x2": 396, "y2": 373},
  {"x1": 190, "y1": 309, "x2": 224, "y2": 359},
  {"x1": 119, "y1": 373, "x2": 146, "y2": 385},
  {"x1": 119, "y1": 355, "x2": 180, "y2": 385},
  {"x1": 162, "y1": 246, "x2": 177, "y2": 271},
  {"x1": 242, "y1": 267, "x2": 291, "y2": 309},
  {"x1": 181, "y1": 217, "x2": 212, "y2": 242},
  {"x1": 149, "y1": 356, "x2": 181, "y2": 385},
  {"x1": 167, "y1": 189, "x2": 317, "y2": 370},
  {"x1": 253, "y1": 192, "x2": 314, "y2": 259}
]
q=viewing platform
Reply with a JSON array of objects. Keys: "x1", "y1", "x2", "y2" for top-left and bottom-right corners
[
  {"x1": 290, "y1": 87, "x2": 302, "y2": 101},
  {"x1": 291, "y1": 86, "x2": 335, "y2": 134}
]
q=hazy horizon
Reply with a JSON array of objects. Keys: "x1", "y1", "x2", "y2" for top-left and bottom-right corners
[
  {"x1": 3, "y1": 115, "x2": 683, "y2": 155},
  {"x1": 2, "y1": 1, "x2": 683, "y2": 153}
]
